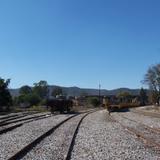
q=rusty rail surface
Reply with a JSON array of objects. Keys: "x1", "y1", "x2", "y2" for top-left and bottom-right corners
[
  {"x1": 108, "y1": 114, "x2": 160, "y2": 151},
  {"x1": 8, "y1": 109, "x2": 100, "y2": 160}
]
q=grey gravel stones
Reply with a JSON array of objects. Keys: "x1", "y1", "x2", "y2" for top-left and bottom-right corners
[
  {"x1": 0, "y1": 110, "x2": 160, "y2": 160},
  {"x1": 113, "y1": 111, "x2": 160, "y2": 129},
  {"x1": 0, "y1": 114, "x2": 73, "y2": 160},
  {"x1": 70, "y1": 110, "x2": 160, "y2": 160},
  {"x1": 22, "y1": 114, "x2": 86, "y2": 160}
]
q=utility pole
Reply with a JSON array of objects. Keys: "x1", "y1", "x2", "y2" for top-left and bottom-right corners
[{"x1": 99, "y1": 83, "x2": 101, "y2": 103}]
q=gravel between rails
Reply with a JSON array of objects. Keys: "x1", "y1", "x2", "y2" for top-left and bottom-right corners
[
  {"x1": 111, "y1": 113, "x2": 160, "y2": 146},
  {"x1": 71, "y1": 110, "x2": 160, "y2": 160},
  {"x1": 131, "y1": 109, "x2": 160, "y2": 119},
  {"x1": 22, "y1": 113, "x2": 87, "y2": 160},
  {"x1": 0, "y1": 114, "x2": 74, "y2": 160},
  {"x1": 113, "y1": 111, "x2": 160, "y2": 129},
  {"x1": 0, "y1": 114, "x2": 27, "y2": 123},
  {"x1": 0, "y1": 113, "x2": 24, "y2": 119},
  {"x1": 0, "y1": 114, "x2": 21, "y2": 121},
  {"x1": 0, "y1": 111, "x2": 40, "y2": 120},
  {"x1": 0, "y1": 112, "x2": 50, "y2": 124},
  {"x1": 0, "y1": 113, "x2": 51, "y2": 132}
]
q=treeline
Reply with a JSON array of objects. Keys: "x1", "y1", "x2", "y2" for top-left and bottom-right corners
[
  {"x1": 104, "y1": 63, "x2": 160, "y2": 107},
  {"x1": 0, "y1": 78, "x2": 12, "y2": 111},
  {"x1": 14, "y1": 81, "x2": 64, "y2": 107},
  {"x1": 0, "y1": 79, "x2": 63, "y2": 112},
  {"x1": 1, "y1": 63, "x2": 160, "y2": 112},
  {"x1": 14, "y1": 81, "x2": 49, "y2": 107},
  {"x1": 116, "y1": 88, "x2": 148, "y2": 105}
]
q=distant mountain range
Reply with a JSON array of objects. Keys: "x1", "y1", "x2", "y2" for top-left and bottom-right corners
[{"x1": 9, "y1": 85, "x2": 141, "y2": 97}]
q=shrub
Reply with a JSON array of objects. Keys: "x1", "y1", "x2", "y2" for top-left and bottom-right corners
[
  {"x1": 87, "y1": 97, "x2": 100, "y2": 107},
  {"x1": 28, "y1": 105, "x2": 48, "y2": 112},
  {"x1": 24, "y1": 93, "x2": 41, "y2": 106},
  {"x1": 16, "y1": 93, "x2": 41, "y2": 107}
]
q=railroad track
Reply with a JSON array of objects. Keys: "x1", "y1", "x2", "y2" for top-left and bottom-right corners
[
  {"x1": 65, "y1": 110, "x2": 97, "y2": 160},
  {"x1": 0, "y1": 114, "x2": 21, "y2": 121},
  {"x1": 0, "y1": 114, "x2": 31, "y2": 125},
  {"x1": 119, "y1": 114, "x2": 160, "y2": 133},
  {"x1": 0, "y1": 111, "x2": 40, "y2": 121},
  {"x1": 7, "y1": 109, "x2": 99, "y2": 160},
  {"x1": 0, "y1": 113, "x2": 52, "y2": 127},
  {"x1": 0, "y1": 114, "x2": 51, "y2": 135},
  {"x1": 108, "y1": 114, "x2": 160, "y2": 151},
  {"x1": 131, "y1": 109, "x2": 160, "y2": 118},
  {"x1": 0, "y1": 111, "x2": 42, "y2": 125}
]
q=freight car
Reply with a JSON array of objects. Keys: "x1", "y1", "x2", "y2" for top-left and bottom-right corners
[
  {"x1": 47, "y1": 99, "x2": 73, "y2": 113},
  {"x1": 106, "y1": 103, "x2": 138, "y2": 113}
]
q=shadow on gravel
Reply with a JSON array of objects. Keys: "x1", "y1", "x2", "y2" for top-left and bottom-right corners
[
  {"x1": 0, "y1": 112, "x2": 11, "y2": 115},
  {"x1": 111, "y1": 108, "x2": 130, "y2": 113},
  {"x1": 68, "y1": 111, "x2": 81, "y2": 114},
  {"x1": 52, "y1": 111, "x2": 81, "y2": 115}
]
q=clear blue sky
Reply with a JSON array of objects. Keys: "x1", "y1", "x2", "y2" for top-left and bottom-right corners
[{"x1": 0, "y1": 0, "x2": 160, "y2": 89}]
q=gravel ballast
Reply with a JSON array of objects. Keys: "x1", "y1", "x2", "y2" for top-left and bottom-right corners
[
  {"x1": 22, "y1": 113, "x2": 87, "y2": 160},
  {"x1": 0, "y1": 112, "x2": 50, "y2": 124},
  {"x1": 0, "y1": 112, "x2": 52, "y2": 133},
  {"x1": 114, "y1": 111, "x2": 160, "y2": 129},
  {"x1": 111, "y1": 112, "x2": 160, "y2": 146},
  {"x1": 0, "y1": 114, "x2": 74, "y2": 160},
  {"x1": 71, "y1": 110, "x2": 160, "y2": 160},
  {"x1": 0, "y1": 111, "x2": 40, "y2": 120}
]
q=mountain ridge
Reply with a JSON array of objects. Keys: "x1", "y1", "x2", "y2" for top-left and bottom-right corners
[{"x1": 9, "y1": 85, "x2": 142, "y2": 97}]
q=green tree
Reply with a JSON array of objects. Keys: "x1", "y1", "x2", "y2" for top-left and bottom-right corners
[
  {"x1": 139, "y1": 88, "x2": 148, "y2": 106},
  {"x1": 52, "y1": 87, "x2": 63, "y2": 97},
  {"x1": 0, "y1": 78, "x2": 12, "y2": 111},
  {"x1": 16, "y1": 85, "x2": 32, "y2": 107},
  {"x1": 16, "y1": 93, "x2": 41, "y2": 107},
  {"x1": 117, "y1": 91, "x2": 131, "y2": 103},
  {"x1": 87, "y1": 97, "x2": 100, "y2": 107},
  {"x1": 80, "y1": 91, "x2": 88, "y2": 97},
  {"x1": 19, "y1": 85, "x2": 32, "y2": 95},
  {"x1": 25, "y1": 93, "x2": 41, "y2": 106},
  {"x1": 33, "y1": 80, "x2": 49, "y2": 99}
]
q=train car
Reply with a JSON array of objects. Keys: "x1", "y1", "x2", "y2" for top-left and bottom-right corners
[
  {"x1": 107, "y1": 103, "x2": 138, "y2": 113},
  {"x1": 47, "y1": 99, "x2": 73, "y2": 113}
]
